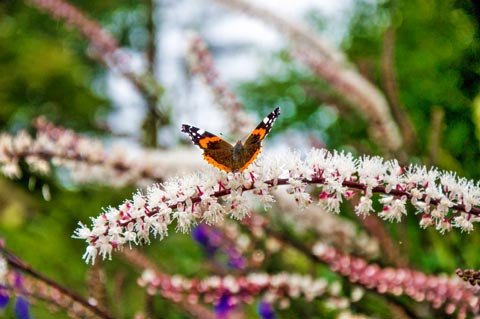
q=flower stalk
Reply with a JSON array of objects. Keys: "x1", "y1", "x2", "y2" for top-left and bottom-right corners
[
  {"x1": 74, "y1": 149, "x2": 480, "y2": 264},
  {"x1": 187, "y1": 34, "x2": 252, "y2": 136},
  {"x1": 0, "y1": 117, "x2": 204, "y2": 186},
  {"x1": 0, "y1": 246, "x2": 112, "y2": 319}
]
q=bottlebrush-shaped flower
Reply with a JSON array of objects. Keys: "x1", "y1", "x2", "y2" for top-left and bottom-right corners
[
  {"x1": 0, "y1": 119, "x2": 204, "y2": 187},
  {"x1": 74, "y1": 148, "x2": 480, "y2": 264},
  {"x1": 313, "y1": 243, "x2": 480, "y2": 317}
]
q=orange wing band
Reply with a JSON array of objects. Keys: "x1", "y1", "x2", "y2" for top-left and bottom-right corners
[
  {"x1": 199, "y1": 136, "x2": 223, "y2": 149},
  {"x1": 250, "y1": 128, "x2": 267, "y2": 140},
  {"x1": 203, "y1": 154, "x2": 231, "y2": 172},
  {"x1": 238, "y1": 147, "x2": 262, "y2": 172}
]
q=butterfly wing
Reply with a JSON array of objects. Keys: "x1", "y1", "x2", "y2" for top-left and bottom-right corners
[
  {"x1": 238, "y1": 107, "x2": 281, "y2": 171},
  {"x1": 181, "y1": 124, "x2": 234, "y2": 172}
]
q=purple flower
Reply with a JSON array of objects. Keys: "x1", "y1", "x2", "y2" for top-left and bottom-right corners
[
  {"x1": 14, "y1": 273, "x2": 23, "y2": 288},
  {"x1": 0, "y1": 287, "x2": 9, "y2": 308},
  {"x1": 214, "y1": 294, "x2": 235, "y2": 319},
  {"x1": 227, "y1": 249, "x2": 246, "y2": 270},
  {"x1": 192, "y1": 225, "x2": 221, "y2": 256},
  {"x1": 258, "y1": 301, "x2": 276, "y2": 319},
  {"x1": 15, "y1": 296, "x2": 31, "y2": 319}
]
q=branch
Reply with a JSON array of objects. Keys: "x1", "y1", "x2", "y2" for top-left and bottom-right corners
[
  {"x1": 0, "y1": 246, "x2": 113, "y2": 319},
  {"x1": 381, "y1": 25, "x2": 416, "y2": 152}
]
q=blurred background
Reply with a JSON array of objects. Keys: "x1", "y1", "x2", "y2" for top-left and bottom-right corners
[{"x1": 1, "y1": 0, "x2": 480, "y2": 318}]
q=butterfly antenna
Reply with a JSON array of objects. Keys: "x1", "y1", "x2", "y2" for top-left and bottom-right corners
[{"x1": 219, "y1": 132, "x2": 236, "y2": 144}]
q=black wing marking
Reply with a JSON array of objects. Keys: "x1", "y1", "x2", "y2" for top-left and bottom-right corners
[
  {"x1": 181, "y1": 124, "x2": 232, "y2": 149},
  {"x1": 244, "y1": 107, "x2": 280, "y2": 146},
  {"x1": 182, "y1": 124, "x2": 234, "y2": 172}
]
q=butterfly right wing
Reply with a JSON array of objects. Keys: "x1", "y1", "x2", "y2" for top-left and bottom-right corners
[
  {"x1": 237, "y1": 107, "x2": 281, "y2": 171},
  {"x1": 181, "y1": 124, "x2": 234, "y2": 172},
  {"x1": 244, "y1": 107, "x2": 280, "y2": 147}
]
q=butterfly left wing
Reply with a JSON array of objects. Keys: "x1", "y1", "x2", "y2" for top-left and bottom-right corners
[
  {"x1": 181, "y1": 124, "x2": 234, "y2": 172},
  {"x1": 238, "y1": 107, "x2": 281, "y2": 171}
]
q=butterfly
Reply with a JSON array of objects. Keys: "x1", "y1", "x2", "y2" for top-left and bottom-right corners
[{"x1": 181, "y1": 107, "x2": 280, "y2": 172}]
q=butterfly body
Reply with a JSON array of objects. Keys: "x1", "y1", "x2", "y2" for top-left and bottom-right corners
[{"x1": 182, "y1": 107, "x2": 280, "y2": 172}]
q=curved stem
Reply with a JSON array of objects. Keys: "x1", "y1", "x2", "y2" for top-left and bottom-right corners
[{"x1": 0, "y1": 246, "x2": 113, "y2": 319}]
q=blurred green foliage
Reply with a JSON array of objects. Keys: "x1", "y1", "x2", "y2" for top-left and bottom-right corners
[
  {"x1": 1, "y1": 2, "x2": 106, "y2": 131},
  {"x1": 238, "y1": 1, "x2": 480, "y2": 317},
  {"x1": 1, "y1": 0, "x2": 480, "y2": 318},
  {"x1": 0, "y1": 1, "x2": 159, "y2": 318},
  {"x1": 240, "y1": 0, "x2": 480, "y2": 178}
]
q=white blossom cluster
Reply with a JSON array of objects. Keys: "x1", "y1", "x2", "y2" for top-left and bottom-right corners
[
  {"x1": 0, "y1": 255, "x2": 7, "y2": 285},
  {"x1": 0, "y1": 130, "x2": 50, "y2": 178},
  {"x1": 74, "y1": 148, "x2": 480, "y2": 264},
  {"x1": 0, "y1": 122, "x2": 203, "y2": 187}
]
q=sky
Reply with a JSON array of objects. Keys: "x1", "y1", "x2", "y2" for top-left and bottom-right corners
[{"x1": 107, "y1": 0, "x2": 355, "y2": 144}]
